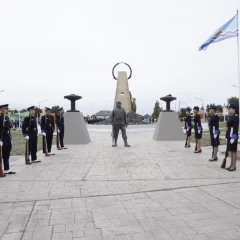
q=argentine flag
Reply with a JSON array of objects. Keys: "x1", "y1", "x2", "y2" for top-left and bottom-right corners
[{"x1": 199, "y1": 13, "x2": 238, "y2": 51}]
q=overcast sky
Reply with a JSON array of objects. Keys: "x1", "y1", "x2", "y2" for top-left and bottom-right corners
[{"x1": 0, "y1": 0, "x2": 240, "y2": 115}]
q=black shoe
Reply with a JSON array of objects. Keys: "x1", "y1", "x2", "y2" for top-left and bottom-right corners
[
  {"x1": 228, "y1": 168, "x2": 236, "y2": 172},
  {"x1": 209, "y1": 157, "x2": 218, "y2": 161},
  {"x1": 62, "y1": 147, "x2": 68, "y2": 149},
  {"x1": 5, "y1": 171, "x2": 16, "y2": 174},
  {"x1": 124, "y1": 144, "x2": 131, "y2": 147}
]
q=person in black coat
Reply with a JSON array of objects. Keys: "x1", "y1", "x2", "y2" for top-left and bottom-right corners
[
  {"x1": 193, "y1": 106, "x2": 202, "y2": 153},
  {"x1": 0, "y1": 104, "x2": 15, "y2": 175},
  {"x1": 41, "y1": 107, "x2": 55, "y2": 156},
  {"x1": 184, "y1": 107, "x2": 192, "y2": 148},
  {"x1": 22, "y1": 106, "x2": 41, "y2": 163},
  {"x1": 208, "y1": 104, "x2": 220, "y2": 161},
  {"x1": 56, "y1": 107, "x2": 67, "y2": 150},
  {"x1": 222, "y1": 103, "x2": 239, "y2": 171}
]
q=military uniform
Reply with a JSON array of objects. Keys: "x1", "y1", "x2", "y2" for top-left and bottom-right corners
[
  {"x1": 193, "y1": 106, "x2": 202, "y2": 153},
  {"x1": 111, "y1": 101, "x2": 130, "y2": 147},
  {"x1": 184, "y1": 107, "x2": 192, "y2": 148},
  {"x1": 226, "y1": 112, "x2": 239, "y2": 152},
  {"x1": 0, "y1": 104, "x2": 15, "y2": 174},
  {"x1": 22, "y1": 106, "x2": 39, "y2": 162},
  {"x1": 41, "y1": 108, "x2": 55, "y2": 155},
  {"x1": 56, "y1": 107, "x2": 67, "y2": 149},
  {"x1": 208, "y1": 104, "x2": 220, "y2": 161}
]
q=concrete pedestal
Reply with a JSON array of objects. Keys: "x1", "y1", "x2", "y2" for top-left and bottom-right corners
[
  {"x1": 153, "y1": 112, "x2": 185, "y2": 141},
  {"x1": 64, "y1": 112, "x2": 91, "y2": 144}
]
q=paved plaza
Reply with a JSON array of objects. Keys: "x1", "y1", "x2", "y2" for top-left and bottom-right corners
[{"x1": 1, "y1": 126, "x2": 240, "y2": 240}]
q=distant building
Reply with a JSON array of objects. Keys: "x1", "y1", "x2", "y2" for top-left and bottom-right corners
[{"x1": 94, "y1": 110, "x2": 112, "y2": 120}]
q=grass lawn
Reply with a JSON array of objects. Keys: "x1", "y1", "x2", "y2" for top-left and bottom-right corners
[
  {"x1": 10, "y1": 129, "x2": 56, "y2": 155},
  {"x1": 189, "y1": 122, "x2": 228, "y2": 147}
]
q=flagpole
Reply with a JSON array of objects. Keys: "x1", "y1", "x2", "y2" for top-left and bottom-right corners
[{"x1": 237, "y1": 10, "x2": 240, "y2": 119}]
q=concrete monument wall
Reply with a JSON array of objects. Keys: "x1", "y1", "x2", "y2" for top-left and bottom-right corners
[
  {"x1": 64, "y1": 112, "x2": 91, "y2": 144},
  {"x1": 153, "y1": 112, "x2": 185, "y2": 141},
  {"x1": 114, "y1": 71, "x2": 131, "y2": 113}
]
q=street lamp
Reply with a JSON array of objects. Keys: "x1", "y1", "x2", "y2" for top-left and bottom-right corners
[
  {"x1": 195, "y1": 97, "x2": 204, "y2": 109},
  {"x1": 37, "y1": 99, "x2": 47, "y2": 124}
]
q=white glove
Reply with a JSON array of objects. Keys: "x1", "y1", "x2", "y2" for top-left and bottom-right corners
[
  {"x1": 214, "y1": 134, "x2": 217, "y2": 139},
  {"x1": 198, "y1": 130, "x2": 201, "y2": 134},
  {"x1": 0, "y1": 141, "x2": 3, "y2": 146},
  {"x1": 57, "y1": 129, "x2": 60, "y2": 133},
  {"x1": 24, "y1": 136, "x2": 29, "y2": 140},
  {"x1": 42, "y1": 132, "x2": 46, "y2": 136},
  {"x1": 230, "y1": 139, "x2": 235, "y2": 144}
]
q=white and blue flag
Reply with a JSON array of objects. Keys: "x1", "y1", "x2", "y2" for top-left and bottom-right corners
[{"x1": 199, "y1": 13, "x2": 238, "y2": 51}]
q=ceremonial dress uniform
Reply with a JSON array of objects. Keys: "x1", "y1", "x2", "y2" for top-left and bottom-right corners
[
  {"x1": 41, "y1": 108, "x2": 55, "y2": 155},
  {"x1": 0, "y1": 104, "x2": 15, "y2": 174},
  {"x1": 22, "y1": 106, "x2": 40, "y2": 163},
  {"x1": 184, "y1": 107, "x2": 192, "y2": 148},
  {"x1": 193, "y1": 106, "x2": 202, "y2": 153},
  {"x1": 56, "y1": 107, "x2": 67, "y2": 149}
]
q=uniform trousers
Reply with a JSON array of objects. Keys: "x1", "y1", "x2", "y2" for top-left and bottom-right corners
[
  {"x1": 112, "y1": 124, "x2": 127, "y2": 142},
  {"x1": 42, "y1": 133, "x2": 53, "y2": 153},
  {"x1": 29, "y1": 138, "x2": 37, "y2": 160}
]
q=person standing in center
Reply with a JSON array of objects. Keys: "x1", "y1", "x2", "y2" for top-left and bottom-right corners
[
  {"x1": 56, "y1": 107, "x2": 67, "y2": 150},
  {"x1": 41, "y1": 107, "x2": 55, "y2": 156},
  {"x1": 184, "y1": 107, "x2": 192, "y2": 148},
  {"x1": 193, "y1": 106, "x2": 202, "y2": 153},
  {"x1": 208, "y1": 104, "x2": 220, "y2": 161},
  {"x1": 22, "y1": 106, "x2": 41, "y2": 163},
  {"x1": 112, "y1": 101, "x2": 130, "y2": 147}
]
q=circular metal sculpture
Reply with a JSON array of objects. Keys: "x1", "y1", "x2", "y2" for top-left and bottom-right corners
[
  {"x1": 64, "y1": 94, "x2": 82, "y2": 112},
  {"x1": 160, "y1": 94, "x2": 177, "y2": 112},
  {"x1": 112, "y1": 62, "x2": 132, "y2": 80}
]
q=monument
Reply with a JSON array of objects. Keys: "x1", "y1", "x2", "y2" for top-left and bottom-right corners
[
  {"x1": 112, "y1": 62, "x2": 132, "y2": 113},
  {"x1": 63, "y1": 94, "x2": 91, "y2": 144},
  {"x1": 153, "y1": 94, "x2": 185, "y2": 141}
]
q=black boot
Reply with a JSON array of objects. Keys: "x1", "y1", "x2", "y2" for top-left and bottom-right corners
[
  {"x1": 112, "y1": 139, "x2": 117, "y2": 147},
  {"x1": 124, "y1": 140, "x2": 130, "y2": 147}
]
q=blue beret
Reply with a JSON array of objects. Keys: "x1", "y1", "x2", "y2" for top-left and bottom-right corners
[
  {"x1": 228, "y1": 103, "x2": 237, "y2": 109},
  {"x1": 193, "y1": 106, "x2": 199, "y2": 110},
  {"x1": 185, "y1": 107, "x2": 191, "y2": 112},
  {"x1": 209, "y1": 104, "x2": 216, "y2": 110}
]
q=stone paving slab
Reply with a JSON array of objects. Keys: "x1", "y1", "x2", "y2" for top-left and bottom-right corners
[{"x1": 1, "y1": 130, "x2": 240, "y2": 240}]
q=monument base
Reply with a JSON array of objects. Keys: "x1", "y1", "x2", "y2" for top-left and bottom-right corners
[
  {"x1": 64, "y1": 112, "x2": 91, "y2": 144},
  {"x1": 153, "y1": 112, "x2": 185, "y2": 141}
]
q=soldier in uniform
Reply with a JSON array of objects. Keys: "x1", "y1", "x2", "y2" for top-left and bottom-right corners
[
  {"x1": 41, "y1": 107, "x2": 55, "y2": 156},
  {"x1": 193, "y1": 106, "x2": 202, "y2": 153},
  {"x1": 208, "y1": 104, "x2": 220, "y2": 161},
  {"x1": 184, "y1": 107, "x2": 192, "y2": 148},
  {"x1": 222, "y1": 103, "x2": 239, "y2": 171},
  {"x1": 56, "y1": 107, "x2": 67, "y2": 150},
  {"x1": 112, "y1": 101, "x2": 130, "y2": 147},
  {"x1": 0, "y1": 104, "x2": 15, "y2": 175},
  {"x1": 22, "y1": 106, "x2": 40, "y2": 163}
]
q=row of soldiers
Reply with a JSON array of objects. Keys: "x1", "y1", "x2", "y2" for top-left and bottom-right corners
[
  {"x1": 184, "y1": 103, "x2": 239, "y2": 172},
  {"x1": 0, "y1": 105, "x2": 67, "y2": 177}
]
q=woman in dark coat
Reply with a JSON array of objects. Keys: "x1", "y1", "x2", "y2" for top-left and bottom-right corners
[
  {"x1": 184, "y1": 107, "x2": 192, "y2": 148},
  {"x1": 208, "y1": 104, "x2": 220, "y2": 161},
  {"x1": 221, "y1": 103, "x2": 239, "y2": 171},
  {"x1": 193, "y1": 106, "x2": 202, "y2": 153}
]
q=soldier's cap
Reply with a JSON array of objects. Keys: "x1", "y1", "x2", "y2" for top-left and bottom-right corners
[
  {"x1": 45, "y1": 107, "x2": 51, "y2": 111},
  {"x1": 27, "y1": 106, "x2": 35, "y2": 111},
  {"x1": 185, "y1": 107, "x2": 191, "y2": 112},
  {"x1": 228, "y1": 103, "x2": 237, "y2": 109},
  {"x1": 0, "y1": 104, "x2": 9, "y2": 109},
  {"x1": 193, "y1": 106, "x2": 199, "y2": 111},
  {"x1": 209, "y1": 104, "x2": 216, "y2": 110},
  {"x1": 58, "y1": 107, "x2": 63, "y2": 111}
]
